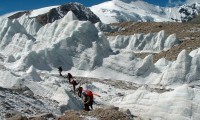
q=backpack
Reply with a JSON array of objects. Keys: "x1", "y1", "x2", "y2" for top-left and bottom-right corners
[
  {"x1": 58, "y1": 67, "x2": 62, "y2": 71},
  {"x1": 86, "y1": 90, "x2": 93, "y2": 102}
]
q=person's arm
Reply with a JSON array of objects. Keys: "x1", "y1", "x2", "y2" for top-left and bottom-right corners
[
  {"x1": 82, "y1": 96, "x2": 85, "y2": 103},
  {"x1": 84, "y1": 96, "x2": 91, "y2": 104},
  {"x1": 75, "y1": 81, "x2": 79, "y2": 85}
]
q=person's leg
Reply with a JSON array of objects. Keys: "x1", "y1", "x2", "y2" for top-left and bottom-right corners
[
  {"x1": 84, "y1": 104, "x2": 90, "y2": 111},
  {"x1": 73, "y1": 85, "x2": 76, "y2": 94},
  {"x1": 78, "y1": 90, "x2": 82, "y2": 97},
  {"x1": 78, "y1": 91, "x2": 80, "y2": 97},
  {"x1": 80, "y1": 91, "x2": 82, "y2": 98},
  {"x1": 90, "y1": 102, "x2": 93, "y2": 110}
]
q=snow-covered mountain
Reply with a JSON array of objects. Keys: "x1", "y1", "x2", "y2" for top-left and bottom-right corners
[
  {"x1": 2, "y1": 0, "x2": 200, "y2": 24},
  {"x1": 90, "y1": 0, "x2": 200, "y2": 24},
  {"x1": 179, "y1": 2, "x2": 200, "y2": 22},
  {"x1": 1, "y1": 2, "x2": 200, "y2": 120},
  {"x1": 7, "y1": 2, "x2": 101, "y2": 25}
]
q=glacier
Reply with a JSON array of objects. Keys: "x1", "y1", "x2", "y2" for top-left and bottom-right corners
[{"x1": 0, "y1": 9, "x2": 200, "y2": 120}]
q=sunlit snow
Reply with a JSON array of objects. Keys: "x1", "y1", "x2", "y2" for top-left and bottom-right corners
[
  {"x1": 90, "y1": 0, "x2": 200, "y2": 24},
  {"x1": 0, "y1": 7, "x2": 200, "y2": 120}
]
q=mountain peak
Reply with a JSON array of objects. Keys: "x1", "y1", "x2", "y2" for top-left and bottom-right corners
[
  {"x1": 36, "y1": 2, "x2": 101, "y2": 25},
  {"x1": 90, "y1": 0, "x2": 200, "y2": 24},
  {"x1": 8, "y1": 2, "x2": 101, "y2": 25}
]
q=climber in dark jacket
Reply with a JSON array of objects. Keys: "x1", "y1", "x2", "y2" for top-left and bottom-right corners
[
  {"x1": 67, "y1": 73, "x2": 73, "y2": 83},
  {"x1": 82, "y1": 92, "x2": 91, "y2": 111},
  {"x1": 70, "y1": 79, "x2": 79, "y2": 94},
  {"x1": 78, "y1": 86, "x2": 83, "y2": 98},
  {"x1": 58, "y1": 66, "x2": 62, "y2": 76}
]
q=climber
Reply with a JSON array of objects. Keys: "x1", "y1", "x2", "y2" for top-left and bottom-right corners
[
  {"x1": 58, "y1": 66, "x2": 62, "y2": 76},
  {"x1": 70, "y1": 79, "x2": 79, "y2": 94},
  {"x1": 67, "y1": 73, "x2": 73, "y2": 83},
  {"x1": 82, "y1": 91, "x2": 92, "y2": 111},
  {"x1": 84, "y1": 90, "x2": 94, "y2": 110},
  {"x1": 78, "y1": 86, "x2": 83, "y2": 98}
]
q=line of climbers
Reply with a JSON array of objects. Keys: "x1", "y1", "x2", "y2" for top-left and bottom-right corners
[{"x1": 58, "y1": 66, "x2": 100, "y2": 111}]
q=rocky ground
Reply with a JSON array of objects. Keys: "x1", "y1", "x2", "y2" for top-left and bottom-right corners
[
  {"x1": 107, "y1": 22, "x2": 200, "y2": 40},
  {"x1": 57, "y1": 106, "x2": 136, "y2": 120},
  {"x1": 107, "y1": 22, "x2": 200, "y2": 62},
  {"x1": 189, "y1": 15, "x2": 200, "y2": 24},
  {"x1": 0, "y1": 87, "x2": 60, "y2": 120},
  {"x1": 5, "y1": 106, "x2": 137, "y2": 120}
]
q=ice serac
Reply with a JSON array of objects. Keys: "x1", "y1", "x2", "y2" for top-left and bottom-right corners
[
  {"x1": 151, "y1": 47, "x2": 200, "y2": 85},
  {"x1": 14, "y1": 11, "x2": 113, "y2": 71},
  {"x1": 159, "y1": 50, "x2": 192, "y2": 85},
  {"x1": 0, "y1": 19, "x2": 25, "y2": 50},
  {"x1": 17, "y1": 14, "x2": 42, "y2": 36},
  {"x1": 103, "y1": 52, "x2": 155, "y2": 77},
  {"x1": 135, "y1": 55, "x2": 154, "y2": 76},
  {"x1": 186, "y1": 50, "x2": 200, "y2": 82},
  {"x1": 2, "y1": 33, "x2": 34, "y2": 57},
  {"x1": 0, "y1": 18, "x2": 35, "y2": 58},
  {"x1": 189, "y1": 47, "x2": 200, "y2": 57},
  {"x1": 63, "y1": 10, "x2": 78, "y2": 21},
  {"x1": 26, "y1": 65, "x2": 42, "y2": 82},
  {"x1": 0, "y1": 69, "x2": 23, "y2": 89},
  {"x1": 108, "y1": 30, "x2": 179, "y2": 52},
  {"x1": 111, "y1": 84, "x2": 200, "y2": 120},
  {"x1": 155, "y1": 57, "x2": 171, "y2": 71}
]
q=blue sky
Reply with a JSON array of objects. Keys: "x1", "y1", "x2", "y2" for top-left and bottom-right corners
[{"x1": 0, "y1": 0, "x2": 187, "y2": 16}]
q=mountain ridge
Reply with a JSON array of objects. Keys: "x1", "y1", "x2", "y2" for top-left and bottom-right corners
[
  {"x1": 8, "y1": 2, "x2": 101, "y2": 25},
  {"x1": 90, "y1": 0, "x2": 200, "y2": 24},
  {"x1": 2, "y1": 1, "x2": 200, "y2": 24}
]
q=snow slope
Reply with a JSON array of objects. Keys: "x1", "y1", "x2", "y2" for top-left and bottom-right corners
[
  {"x1": 0, "y1": 6, "x2": 58, "y2": 20},
  {"x1": 0, "y1": 11, "x2": 20, "y2": 20},
  {"x1": 29, "y1": 6, "x2": 58, "y2": 17},
  {"x1": 90, "y1": 0, "x2": 200, "y2": 24}
]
